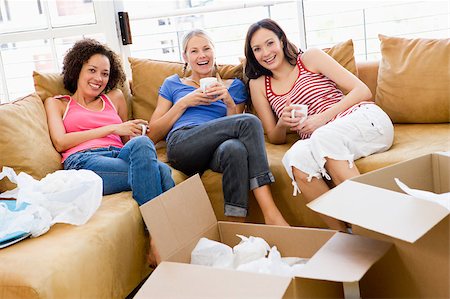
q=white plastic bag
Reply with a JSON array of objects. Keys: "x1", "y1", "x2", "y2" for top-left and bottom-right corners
[
  {"x1": 0, "y1": 167, "x2": 102, "y2": 237},
  {"x1": 191, "y1": 237, "x2": 234, "y2": 269},
  {"x1": 233, "y1": 234, "x2": 270, "y2": 268}
]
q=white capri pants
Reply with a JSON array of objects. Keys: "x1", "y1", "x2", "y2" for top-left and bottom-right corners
[{"x1": 282, "y1": 104, "x2": 394, "y2": 195}]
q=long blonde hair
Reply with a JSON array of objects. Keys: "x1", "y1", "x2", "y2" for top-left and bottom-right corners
[{"x1": 181, "y1": 29, "x2": 221, "y2": 81}]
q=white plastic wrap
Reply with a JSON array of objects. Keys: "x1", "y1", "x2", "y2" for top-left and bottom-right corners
[
  {"x1": 233, "y1": 234, "x2": 270, "y2": 268},
  {"x1": 0, "y1": 167, "x2": 102, "y2": 238},
  {"x1": 191, "y1": 237, "x2": 234, "y2": 269},
  {"x1": 190, "y1": 235, "x2": 310, "y2": 277}
]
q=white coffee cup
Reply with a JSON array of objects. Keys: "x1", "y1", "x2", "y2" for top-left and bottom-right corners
[
  {"x1": 200, "y1": 77, "x2": 218, "y2": 92},
  {"x1": 290, "y1": 104, "x2": 308, "y2": 123}
]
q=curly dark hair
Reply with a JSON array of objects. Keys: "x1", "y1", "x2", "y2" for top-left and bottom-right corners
[
  {"x1": 62, "y1": 38, "x2": 126, "y2": 94},
  {"x1": 244, "y1": 18, "x2": 300, "y2": 80}
]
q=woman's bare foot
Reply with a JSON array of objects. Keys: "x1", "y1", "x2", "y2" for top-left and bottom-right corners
[{"x1": 147, "y1": 237, "x2": 161, "y2": 267}]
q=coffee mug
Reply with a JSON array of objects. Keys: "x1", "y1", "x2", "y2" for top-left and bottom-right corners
[
  {"x1": 200, "y1": 77, "x2": 218, "y2": 92},
  {"x1": 290, "y1": 104, "x2": 308, "y2": 123}
]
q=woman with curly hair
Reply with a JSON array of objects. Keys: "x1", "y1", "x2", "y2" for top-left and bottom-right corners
[{"x1": 45, "y1": 38, "x2": 174, "y2": 208}]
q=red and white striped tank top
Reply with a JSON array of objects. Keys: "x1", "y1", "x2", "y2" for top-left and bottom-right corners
[{"x1": 265, "y1": 54, "x2": 373, "y2": 139}]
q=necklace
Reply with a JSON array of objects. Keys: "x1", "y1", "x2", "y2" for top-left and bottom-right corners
[{"x1": 184, "y1": 77, "x2": 200, "y2": 87}]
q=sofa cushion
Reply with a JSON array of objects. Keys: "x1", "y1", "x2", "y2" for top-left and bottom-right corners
[
  {"x1": 375, "y1": 34, "x2": 450, "y2": 123},
  {"x1": 129, "y1": 58, "x2": 243, "y2": 120},
  {"x1": 0, "y1": 191, "x2": 150, "y2": 299},
  {"x1": 322, "y1": 39, "x2": 357, "y2": 77},
  {"x1": 0, "y1": 94, "x2": 62, "y2": 192},
  {"x1": 355, "y1": 123, "x2": 450, "y2": 173},
  {"x1": 32, "y1": 71, "x2": 133, "y2": 119}
]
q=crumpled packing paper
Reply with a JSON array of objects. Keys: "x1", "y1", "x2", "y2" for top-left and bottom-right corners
[{"x1": 0, "y1": 166, "x2": 102, "y2": 238}]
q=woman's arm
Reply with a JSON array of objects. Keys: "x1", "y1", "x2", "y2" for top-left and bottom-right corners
[
  {"x1": 148, "y1": 96, "x2": 180, "y2": 143},
  {"x1": 108, "y1": 89, "x2": 145, "y2": 144},
  {"x1": 203, "y1": 79, "x2": 244, "y2": 116},
  {"x1": 249, "y1": 77, "x2": 296, "y2": 144},
  {"x1": 149, "y1": 82, "x2": 225, "y2": 143},
  {"x1": 298, "y1": 48, "x2": 372, "y2": 134}
]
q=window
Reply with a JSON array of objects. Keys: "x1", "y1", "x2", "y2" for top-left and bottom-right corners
[
  {"x1": 0, "y1": 0, "x2": 118, "y2": 103},
  {"x1": 122, "y1": 0, "x2": 301, "y2": 64},
  {"x1": 303, "y1": 1, "x2": 450, "y2": 61},
  {"x1": 0, "y1": 0, "x2": 447, "y2": 102}
]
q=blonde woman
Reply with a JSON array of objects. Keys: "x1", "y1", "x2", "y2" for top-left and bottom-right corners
[{"x1": 149, "y1": 29, "x2": 288, "y2": 226}]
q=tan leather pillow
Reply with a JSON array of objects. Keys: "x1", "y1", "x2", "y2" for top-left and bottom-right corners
[
  {"x1": 0, "y1": 94, "x2": 62, "y2": 192},
  {"x1": 376, "y1": 34, "x2": 450, "y2": 123},
  {"x1": 322, "y1": 39, "x2": 357, "y2": 76},
  {"x1": 32, "y1": 71, "x2": 133, "y2": 120},
  {"x1": 129, "y1": 57, "x2": 243, "y2": 120}
]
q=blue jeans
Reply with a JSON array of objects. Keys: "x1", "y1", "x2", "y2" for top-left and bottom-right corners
[
  {"x1": 64, "y1": 136, "x2": 175, "y2": 206},
  {"x1": 166, "y1": 114, "x2": 275, "y2": 217}
]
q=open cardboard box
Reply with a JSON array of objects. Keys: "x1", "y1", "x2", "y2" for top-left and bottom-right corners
[
  {"x1": 309, "y1": 152, "x2": 450, "y2": 298},
  {"x1": 136, "y1": 174, "x2": 392, "y2": 299}
]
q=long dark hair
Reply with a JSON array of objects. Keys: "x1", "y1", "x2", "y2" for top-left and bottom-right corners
[
  {"x1": 244, "y1": 18, "x2": 300, "y2": 80},
  {"x1": 62, "y1": 38, "x2": 126, "y2": 94}
]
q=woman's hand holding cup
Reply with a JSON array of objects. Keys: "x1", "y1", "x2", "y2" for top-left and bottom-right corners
[
  {"x1": 200, "y1": 77, "x2": 218, "y2": 92},
  {"x1": 290, "y1": 104, "x2": 308, "y2": 124}
]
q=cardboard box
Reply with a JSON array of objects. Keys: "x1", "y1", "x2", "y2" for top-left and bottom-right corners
[
  {"x1": 136, "y1": 174, "x2": 392, "y2": 299},
  {"x1": 309, "y1": 152, "x2": 450, "y2": 298}
]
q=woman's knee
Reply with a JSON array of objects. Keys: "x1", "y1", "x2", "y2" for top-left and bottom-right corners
[
  {"x1": 238, "y1": 113, "x2": 262, "y2": 128},
  {"x1": 220, "y1": 139, "x2": 247, "y2": 161},
  {"x1": 130, "y1": 136, "x2": 156, "y2": 154}
]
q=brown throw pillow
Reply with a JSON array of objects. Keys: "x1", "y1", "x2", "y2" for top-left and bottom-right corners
[
  {"x1": 32, "y1": 71, "x2": 133, "y2": 120},
  {"x1": 322, "y1": 39, "x2": 357, "y2": 76},
  {"x1": 0, "y1": 94, "x2": 62, "y2": 192},
  {"x1": 375, "y1": 34, "x2": 450, "y2": 123}
]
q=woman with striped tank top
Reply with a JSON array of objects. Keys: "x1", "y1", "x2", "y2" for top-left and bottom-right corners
[
  {"x1": 244, "y1": 19, "x2": 394, "y2": 232},
  {"x1": 45, "y1": 38, "x2": 175, "y2": 265}
]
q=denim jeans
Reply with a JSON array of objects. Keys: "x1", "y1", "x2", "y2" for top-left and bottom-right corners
[
  {"x1": 166, "y1": 114, "x2": 274, "y2": 217},
  {"x1": 64, "y1": 136, "x2": 175, "y2": 206}
]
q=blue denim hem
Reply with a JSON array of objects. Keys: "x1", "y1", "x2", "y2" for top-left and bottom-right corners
[
  {"x1": 249, "y1": 172, "x2": 275, "y2": 190},
  {"x1": 224, "y1": 204, "x2": 248, "y2": 217}
]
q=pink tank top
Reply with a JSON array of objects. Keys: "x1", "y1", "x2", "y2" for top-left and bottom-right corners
[
  {"x1": 60, "y1": 94, "x2": 124, "y2": 162},
  {"x1": 265, "y1": 54, "x2": 373, "y2": 139}
]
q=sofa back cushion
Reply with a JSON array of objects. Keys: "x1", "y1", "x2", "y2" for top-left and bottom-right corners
[
  {"x1": 129, "y1": 39, "x2": 357, "y2": 121},
  {"x1": 375, "y1": 34, "x2": 450, "y2": 123},
  {"x1": 0, "y1": 93, "x2": 62, "y2": 192},
  {"x1": 33, "y1": 71, "x2": 133, "y2": 119},
  {"x1": 322, "y1": 39, "x2": 357, "y2": 77}
]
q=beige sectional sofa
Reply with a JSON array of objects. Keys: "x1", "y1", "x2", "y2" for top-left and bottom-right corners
[{"x1": 0, "y1": 35, "x2": 448, "y2": 298}]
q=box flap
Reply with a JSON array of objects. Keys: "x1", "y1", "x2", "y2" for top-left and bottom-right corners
[
  {"x1": 139, "y1": 174, "x2": 218, "y2": 261},
  {"x1": 308, "y1": 181, "x2": 449, "y2": 243},
  {"x1": 134, "y1": 262, "x2": 292, "y2": 299},
  {"x1": 295, "y1": 233, "x2": 391, "y2": 282},
  {"x1": 433, "y1": 153, "x2": 450, "y2": 193}
]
